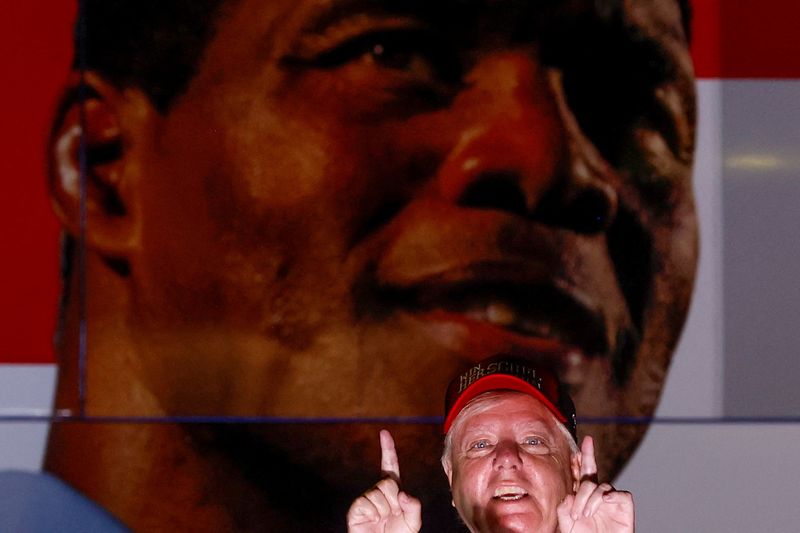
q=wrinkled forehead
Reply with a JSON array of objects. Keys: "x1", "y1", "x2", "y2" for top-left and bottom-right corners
[{"x1": 453, "y1": 391, "x2": 563, "y2": 436}]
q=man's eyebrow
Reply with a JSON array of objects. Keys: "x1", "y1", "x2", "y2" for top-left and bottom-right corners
[
  {"x1": 460, "y1": 423, "x2": 497, "y2": 436},
  {"x1": 299, "y1": 0, "x2": 429, "y2": 34},
  {"x1": 513, "y1": 419, "x2": 553, "y2": 433}
]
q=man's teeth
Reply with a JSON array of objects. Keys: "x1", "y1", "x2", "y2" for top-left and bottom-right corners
[
  {"x1": 464, "y1": 303, "x2": 552, "y2": 337},
  {"x1": 486, "y1": 303, "x2": 515, "y2": 326},
  {"x1": 493, "y1": 486, "x2": 528, "y2": 500},
  {"x1": 521, "y1": 319, "x2": 552, "y2": 338},
  {"x1": 466, "y1": 303, "x2": 515, "y2": 326}
]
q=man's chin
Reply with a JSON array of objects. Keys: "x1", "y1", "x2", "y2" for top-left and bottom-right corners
[{"x1": 481, "y1": 508, "x2": 551, "y2": 533}]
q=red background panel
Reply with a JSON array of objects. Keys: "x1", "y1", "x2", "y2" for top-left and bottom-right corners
[
  {"x1": 2, "y1": 1, "x2": 800, "y2": 363},
  {"x1": 690, "y1": 0, "x2": 720, "y2": 78},
  {"x1": 719, "y1": 0, "x2": 800, "y2": 78},
  {"x1": 0, "y1": 1, "x2": 74, "y2": 363},
  {"x1": 692, "y1": 0, "x2": 800, "y2": 78}
]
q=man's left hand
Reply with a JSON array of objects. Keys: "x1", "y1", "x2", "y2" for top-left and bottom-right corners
[{"x1": 557, "y1": 436, "x2": 634, "y2": 533}]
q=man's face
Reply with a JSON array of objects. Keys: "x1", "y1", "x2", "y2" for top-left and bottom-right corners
[
  {"x1": 444, "y1": 392, "x2": 577, "y2": 533},
  {"x1": 122, "y1": 0, "x2": 696, "y2": 473}
]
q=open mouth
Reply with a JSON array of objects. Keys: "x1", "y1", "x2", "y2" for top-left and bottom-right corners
[
  {"x1": 380, "y1": 279, "x2": 610, "y2": 359},
  {"x1": 493, "y1": 485, "x2": 529, "y2": 501},
  {"x1": 419, "y1": 283, "x2": 608, "y2": 355},
  {"x1": 365, "y1": 260, "x2": 641, "y2": 386},
  {"x1": 370, "y1": 276, "x2": 638, "y2": 386}
]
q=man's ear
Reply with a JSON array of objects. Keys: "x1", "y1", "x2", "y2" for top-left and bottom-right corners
[
  {"x1": 570, "y1": 450, "x2": 582, "y2": 492},
  {"x1": 441, "y1": 456, "x2": 453, "y2": 486},
  {"x1": 48, "y1": 71, "x2": 154, "y2": 260},
  {"x1": 441, "y1": 457, "x2": 457, "y2": 507}
]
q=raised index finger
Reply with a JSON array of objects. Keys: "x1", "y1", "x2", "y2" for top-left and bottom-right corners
[
  {"x1": 579, "y1": 435, "x2": 598, "y2": 482},
  {"x1": 379, "y1": 429, "x2": 401, "y2": 482}
]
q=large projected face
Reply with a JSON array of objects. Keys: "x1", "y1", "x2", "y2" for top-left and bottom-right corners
[{"x1": 50, "y1": 0, "x2": 696, "y2": 486}]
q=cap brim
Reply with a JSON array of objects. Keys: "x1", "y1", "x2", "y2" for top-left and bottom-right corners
[{"x1": 443, "y1": 374, "x2": 567, "y2": 434}]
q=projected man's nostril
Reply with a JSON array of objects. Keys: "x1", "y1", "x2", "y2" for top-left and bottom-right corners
[{"x1": 458, "y1": 174, "x2": 529, "y2": 217}]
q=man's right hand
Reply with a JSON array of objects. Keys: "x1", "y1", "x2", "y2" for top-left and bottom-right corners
[{"x1": 346, "y1": 430, "x2": 422, "y2": 533}]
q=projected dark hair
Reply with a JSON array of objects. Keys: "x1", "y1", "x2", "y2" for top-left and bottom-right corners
[{"x1": 75, "y1": 0, "x2": 235, "y2": 112}]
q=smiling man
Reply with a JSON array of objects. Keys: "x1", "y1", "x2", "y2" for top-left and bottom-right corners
[
  {"x1": 44, "y1": 0, "x2": 696, "y2": 529},
  {"x1": 347, "y1": 356, "x2": 634, "y2": 532}
]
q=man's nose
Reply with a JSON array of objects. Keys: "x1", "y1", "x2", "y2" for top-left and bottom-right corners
[
  {"x1": 492, "y1": 440, "x2": 523, "y2": 470},
  {"x1": 435, "y1": 52, "x2": 618, "y2": 234}
]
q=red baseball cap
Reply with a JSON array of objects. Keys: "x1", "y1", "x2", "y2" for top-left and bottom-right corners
[{"x1": 443, "y1": 355, "x2": 577, "y2": 441}]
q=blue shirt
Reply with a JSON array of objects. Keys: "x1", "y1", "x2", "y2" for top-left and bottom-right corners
[{"x1": 0, "y1": 471, "x2": 129, "y2": 532}]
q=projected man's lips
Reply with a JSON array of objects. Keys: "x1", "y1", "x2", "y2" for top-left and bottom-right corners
[
  {"x1": 372, "y1": 260, "x2": 638, "y2": 388},
  {"x1": 363, "y1": 202, "x2": 647, "y2": 390}
]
